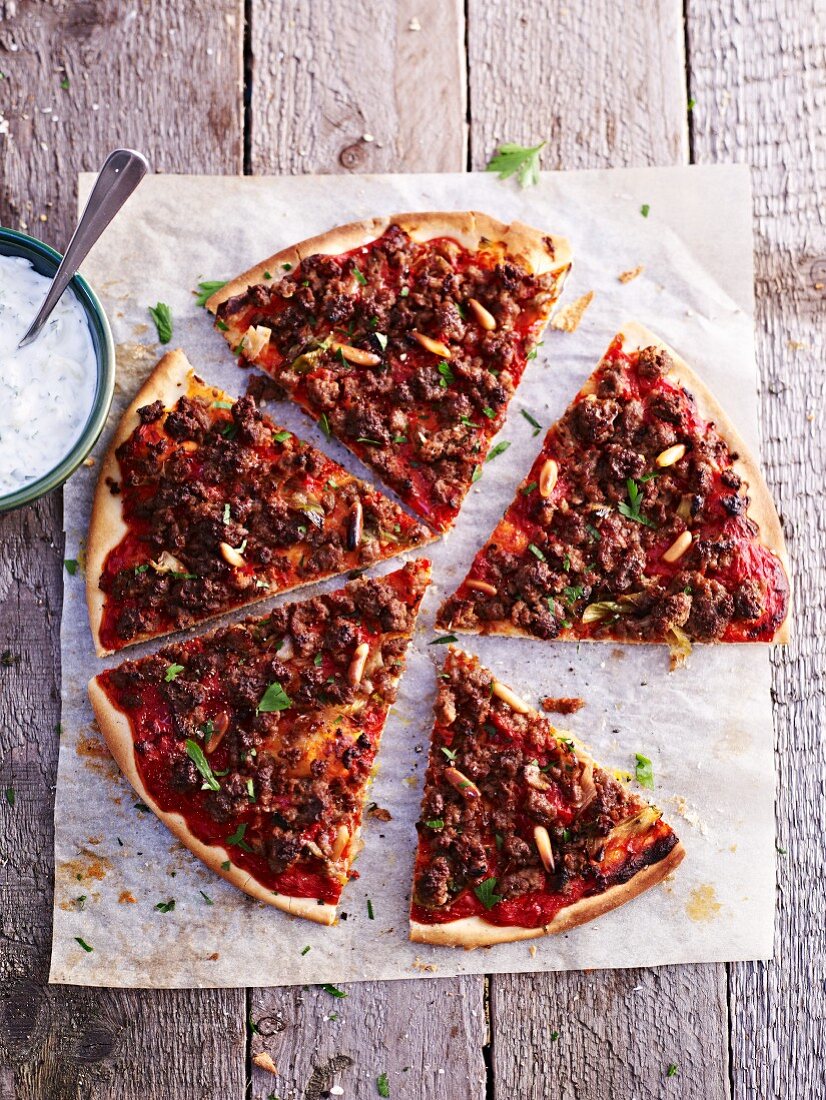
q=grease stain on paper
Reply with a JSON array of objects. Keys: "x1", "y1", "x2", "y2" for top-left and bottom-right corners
[{"x1": 685, "y1": 884, "x2": 722, "y2": 922}]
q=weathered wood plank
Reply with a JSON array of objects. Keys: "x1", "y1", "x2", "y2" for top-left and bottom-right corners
[
  {"x1": 247, "y1": 2, "x2": 487, "y2": 1097},
  {"x1": 467, "y1": 0, "x2": 689, "y2": 171},
  {"x1": 686, "y1": 3, "x2": 826, "y2": 1097},
  {"x1": 249, "y1": 0, "x2": 466, "y2": 175},
  {"x1": 468, "y1": 2, "x2": 730, "y2": 1097},
  {"x1": 0, "y1": 3, "x2": 247, "y2": 1097}
]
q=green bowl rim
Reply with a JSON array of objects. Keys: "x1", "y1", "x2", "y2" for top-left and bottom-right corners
[{"x1": 0, "y1": 227, "x2": 116, "y2": 512}]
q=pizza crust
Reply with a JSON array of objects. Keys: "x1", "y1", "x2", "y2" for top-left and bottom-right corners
[
  {"x1": 87, "y1": 676, "x2": 338, "y2": 925},
  {"x1": 206, "y1": 210, "x2": 573, "y2": 314},
  {"x1": 409, "y1": 840, "x2": 685, "y2": 948}
]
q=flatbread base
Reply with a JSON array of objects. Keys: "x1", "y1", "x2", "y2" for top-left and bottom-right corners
[{"x1": 410, "y1": 841, "x2": 685, "y2": 948}]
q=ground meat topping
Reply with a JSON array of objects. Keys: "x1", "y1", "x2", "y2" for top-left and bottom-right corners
[
  {"x1": 97, "y1": 381, "x2": 429, "y2": 652},
  {"x1": 438, "y1": 336, "x2": 790, "y2": 649},
  {"x1": 215, "y1": 224, "x2": 569, "y2": 531},
  {"x1": 96, "y1": 561, "x2": 429, "y2": 904},
  {"x1": 411, "y1": 650, "x2": 679, "y2": 928}
]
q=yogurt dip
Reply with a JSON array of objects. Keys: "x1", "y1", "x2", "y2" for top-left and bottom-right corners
[{"x1": 0, "y1": 253, "x2": 98, "y2": 498}]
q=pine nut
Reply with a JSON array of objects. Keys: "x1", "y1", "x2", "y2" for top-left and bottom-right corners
[
  {"x1": 465, "y1": 578, "x2": 497, "y2": 596},
  {"x1": 331, "y1": 824, "x2": 350, "y2": 861},
  {"x1": 204, "y1": 712, "x2": 230, "y2": 754},
  {"x1": 656, "y1": 443, "x2": 687, "y2": 468},
  {"x1": 533, "y1": 824, "x2": 555, "y2": 873},
  {"x1": 662, "y1": 529, "x2": 693, "y2": 563},
  {"x1": 468, "y1": 297, "x2": 496, "y2": 330},
  {"x1": 492, "y1": 680, "x2": 531, "y2": 714},
  {"x1": 444, "y1": 766, "x2": 481, "y2": 800},
  {"x1": 347, "y1": 499, "x2": 363, "y2": 550},
  {"x1": 220, "y1": 541, "x2": 246, "y2": 567},
  {"x1": 348, "y1": 641, "x2": 370, "y2": 686},
  {"x1": 539, "y1": 458, "x2": 559, "y2": 498},
  {"x1": 412, "y1": 331, "x2": 452, "y2": 358},
  {"x1": 331, "y1": 341, "x2": 381, "y2": 367}
]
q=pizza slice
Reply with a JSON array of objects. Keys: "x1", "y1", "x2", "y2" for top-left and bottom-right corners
[
  {"x1": 206, "y1": 212, "x2": 572, "y2": 532},
  {"x1": 410, "y1": 648, "x2": 684, "y2": 946},
  {"x1": 88, "y1": 560, "x2": 430, "y2": 925},
  {"x1": 87, "y1": 349, "x2": 433, "y2": 656},
  {"x1": 437, "y1": 323, "x2": 791, "y2": 663}
]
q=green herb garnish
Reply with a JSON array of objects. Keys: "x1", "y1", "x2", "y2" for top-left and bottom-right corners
[
  {"x1": 471, "y1": 465, "x2": 483, "y2": 483},
  {"x1": 155, "y1": 898, "x2": 176, "y2": 913},
  {"x1": 367, "y1": 898, "x2": 375, "y2": 920},
  {"x1": 618, "y1": 479, "x2": 657, "y2": 528},
  {"x1": 195, "y1": 280, "x2": 227, "y2": 306},
  {"x1": 227, "y1": 822, "x2": 253, "y2": 852},
  {"x1": 528, "y1": 543, "x2": 546, "y2": 562},
  {"x1": 437, "y1": 360, "x2": 454, "y2": 387},
  {"x1": 425, "y1": 818, "x2": 444, "y2": 830},
  {"x1": 521, "y1": 481, "x2": 537, "y2": 496},
  {"x1": 585, "y1": 523, "x2": 602, "y2": 541},
  {"x1": 75, "y1": 937, "x2": 93, "y2": 953},
  {"x1": 666, "y1": 1063, "x2": 678, "y2": 1077},
  {"x1": 430, "y1": 635, "x2": 457, "y2": 645},
  {"x1": 199, "y1": 890, "x2": 214, "y2": 905},
  {"x1": 319, "y1": 413, "x2": 332, "y2": 438},
  {"x1": 563, "y1": 585, "x2": 584, "y2": 605},
  {"x1": 5, "y1": 787, "x2": 15, "y2": 806},
  {"x1": 149, "y1": 302, "x2": 173, "y2": 343},
  {"x1": 473, "y1": 877, "x2": 503, "y2": 910},
  {"x1": 641, "y1": 203, "x2": 651, "y2": 218},
  {"x1": 320, "y1": 983, "x2": 347, "y2": 998},
  {"x1": 213, "y1": 399, "x2": 233, "y2": 409},
  {"x1": 164, "y1": 663, "x2": 185, "y2": 682},
  {"x1": 377, "y1": 1072, "x2": 390, "y2": 1098},
  {"x1": 486, "y1": 440, "x2": 511, "y2": 462},
  {"x1": 440, "y1": 746, "x2": 457, "y2": 762},
  {"x1": 64, "y1": 559, "x2": 79, "y2": 575},
  {"x1": 635, "y1": 753, "x2": 654, "y2": 789},
  {"x1": 185, "y1": 739, "x2": 220, "y2": 791},
  {"x1": 257, "y1": 681, "x2": 292, "y2": 713},
  {"x1": 521, "y1": 409, "x2": 542, "y2": 436},
  {"x1": 486, "y1": 141, "x2": 546, "y2": 188}
]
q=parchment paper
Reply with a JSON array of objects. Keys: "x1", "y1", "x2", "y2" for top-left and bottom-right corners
[{"x1": 50, "y1": 165, "x2": 776, "y2": 988}]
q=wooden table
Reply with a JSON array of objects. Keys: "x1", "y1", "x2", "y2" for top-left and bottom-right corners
[{"x1": 0, "y1": 2, "x2": 821, "y2": 1096}]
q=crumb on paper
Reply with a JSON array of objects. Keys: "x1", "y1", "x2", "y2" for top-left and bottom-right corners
[
  {"x1": 118, "y1": 890, "x2": 137, "y2": 904},
  {"x1": 787, "y1": 339, "x2": 807, "y2": 351},
  {"x1": 618, "y1": 264, "x2": 644, "y2": 283},
  {"x1": 367, "y1": 803, "x2": 392, "y2": 822},
  {"x1": 550, "y1": 291, "x2": 594, "y2": 333},
  {"x1": 252, "y1": 1051, "x2": 278, "y2": 1075},
  {"x1": 540, "y1": 695, "x2": 584, "y2": 715},
  {"x1": 408, "y1": 16, "x2": 421, "y2": 30},
  {"x1": 208, "y1": 951, "x2": 219, "y2": 961},
  {"x1": 412, "y1": 956, "x2": 436, "y2": 973},
  {"x1": 82, "y1": 456, "x2": 96, "y2": 467},
  {"x1": 685, "y1": 884, "x2": 722, "y2": 922},
  {"x1": 671, "y1": 795, "x2": 708, "y2": 836},
  {"x1": 529, "y1": 945, "x2": 537, "y2": 958}
]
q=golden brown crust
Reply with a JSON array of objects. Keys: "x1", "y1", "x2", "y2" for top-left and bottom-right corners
[
  {"x1": 618, "y1": 321, "x2": 791, "y2": 643},
  {"x1": 87, "y1": 677, "x2": 337, "y2": 925},
  {"x1": 86, "y1": 350, "x2": 200, "y2": 657},
  {"x1": 409, "y1": 841, "x2": 686, "y2": 947},
  {"x1": 206, "y1": 210, "x2": 573, "y2": 313}
]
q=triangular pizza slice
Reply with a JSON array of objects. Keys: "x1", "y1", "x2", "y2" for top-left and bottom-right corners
[
  {"x1": 86, "y1": 349, "x2": 433, "y2": 655},
  {"x1": 410, "y1": 648, "x2": 684, "y2": 946},
  {"x1": 206, "y1": 211, "x2": 572, "y2": 532},
  {"x1": 88, "y1": 560, "x2": 430, "y2": 925},
  {"x1": 437, "y1": 323, "x2": 790, "y2": 663}
]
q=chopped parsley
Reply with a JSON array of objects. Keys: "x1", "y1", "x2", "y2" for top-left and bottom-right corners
[
  {"x1": 356, "y1": 436, "x2": 383, "y2": 445},
  {"x1": 227, "y1": 822, "x2": 253, "y2": 852},
  {"x1": 618, "y1": 479, "x2": 657, "y2": 528},
  {"x1": 635, "y1": 753, "x2": 654, "y2": 789},
  {"x1": 550, "y1": 1030, "x2": 560, "y2": 1042},
  {"x1": 320, "y1": 983, "x2": 347, "y2": 998},
  {"x1": 563, "y1": 585, "x2": 584, "y2": 605},
  {"x1": 521, "y1": 409, "x2": 542, "y2": 436},
  {"x1": 216, "y1": 320, "x2": 229, "y2": 331},
  {"x1": 528, "y1": 543, "x2": 546, "y2": 562},
  {"x1": 221, "y1": 860, "x2": 231, "y2": 871},
  {"x1": 313, "y1": 653, "x2": 323, "y2": 667},
  {"x1": 377, "y1": 1072, "x2": 390, "y2": 1097},
  {"x1": 213, "y1": 399, "x2": 233, "y2": 409},
  {"x1": 437, "y1": 360, "x2": 454, "y2": 387},
  {"x1": 473, "y1": 877, "x2": 503, "y2": 910},
  {"x1": 521, "y1": 481, "x2": 538, "y2": 496},
  {"x1": 585, "y1": 522, "x2": 602, "y2": 541},
  {"x1": 74, "y1": 936, "x2": 93, "y2": 953},
  {"x1": 164, "y1": 663, "x2": 185, "y2": 682},
  {"x1": 527, "y1": 342, "x2": 544, "y2": 360},
  {"x1": 392, "y1": 434, "x2": 407, "y2": 444},
  {"x1": 199, "y1": 890, "x2": 214, "y2": 905},
  {"x1": 155, "y1": 898, "x2": 176, "y2": 913},
  {"x1": 482, "y1": 406, "x2": 496, "y2": 419},
  {"x1": 367, "y1": 898, "x2": 375, "y2": 920},
  {"x1": 641, "y1": 203, "x2": 651, "y2": 218},
  {"x1": 471, "y1": 465, "x2": 483, "y2": 483},
  {"x1": 274, "y1": 429, "x2": 291, "y2": 444},
  {"x1": 430, "y1": 635, "x2": 457, "y2": 645},
  {"x1": 425, "y1": 818, "x2": 444, "y2": 830},
  {"x1": 246, "y1": 777, "x2": 255, "y2": 801},
  {"x1": 282, "y1": 262, "x2": 292, "y2": 271},
  {"x1": 319, "y1": 413, "x2": 332, "y2": 438},
  {"x1": 486, "y1": 140, "x2": 546, "y2": 188},
  {"x1": 486, "y1": 440, "x2": 511, "y2": 462},
  {"x1": 185, "y1": 739, "x2": 220, "y2": 791},
  {"x1": 149, "y1": 301, "x2": 173, "y2": 343},
  {"x1": 440, "y1": 746, "x2": 458, "y2": 761},
  {"x1": 353, "y1": 266, "x2": 368, "y2": 285},
  {"x1": 195, "y1": 280, "x2": 227, "y2": 307},
  {"x1": 4, "y1": 787, "x2": 14, "y2": 807},
  {"x1": 257, "y1": 681, "x2": 292, "y2": 713},
  {"x1": 301, "y1": 945, "x2": 311, "y2": 955},
  {"x1": 64, "y1": 558, "x2": 79, "y2": 575},
  {"x1": 134, "y1": 801, "x2": 150, "y2": 812},
  {"x1": 460, "y1": 415, "x2": 481, "y2": 428},
  {"x1": 563, "y1": 554, "x2": 571, "y2": 571},
  {"x1": 666, "y1": 1063, "x2": 678, "y2": 1077},
  {"x1": 399, "y1": 285, "x2": 410, "y2": 297}
]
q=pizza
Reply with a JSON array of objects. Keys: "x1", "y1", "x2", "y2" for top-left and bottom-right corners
[
  {"x1": 410, "y1": 648, "x2": 684, "y2": 946},
  {"x1": 437, "y1": 323, "x2": 791, "y2": 664},
  {"x1": 86, "y1": 349, "x2": 433, "y2": 656},
  {"x1": 88, "y1": 560, "x2": 430, "y2": 924},
  {"x1": 206, "y1": 211, "x2": 572, "y2": 532}
]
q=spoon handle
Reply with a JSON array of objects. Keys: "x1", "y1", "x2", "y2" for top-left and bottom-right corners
[{"x1": 18, "y1": 148, "x2": 149, "y2": 348}]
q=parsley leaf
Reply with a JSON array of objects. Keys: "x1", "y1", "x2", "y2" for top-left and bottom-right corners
[
  {"x1": 486, "y1": 440, "x2": 511, "y2": 462},
  {"x1": 635, "y1": 753, "x2": 655, "y2": 789},
  {"x1": 585, "y1": 523, "x2": 602, "y2": 542},
  {"x1": 319, "y1": 413, "x2": 332, "y2": 438},
  {"x1": 521, "y1": 409, "x2": 542, "y2": 436},
  {"x1": 367, "y1": 898, "x2": 375, "y2": 920},
  {"x1": 437, "y1": 360, "x2": 454, "y2": 387},
  {"x1": 666, "y1": 1063, "x2": 679, "y2": 1078},
  {"x1": 471, "y1": 465, "x2": 483, "y2": 483},
  {"x1": 164, "y1": 663, "x2": 185, "y2": 682},
  {"x1": 221, "y1": 860, "x2": 231, "y2": 871},
  {"x1": 273, "y1": 429, "x2": 291, "y2": 443},
  {"x1": 195, "y1": 280, "x2": 227, "y2": 307},
  {"x1": 199, "y1": 890, "x2": 214, "y2": 905},
  {"x1": 430, "y1": 635, "x2": 457, "y2": 645},
  {"x1": 75, "y1": 936, "x2": 93, "y2": 953},
  {"x1": 257, "y1": 681, "x2": 292, "y2": 713},
  {"x1": 377, "y1": 1073, "x2": 390, "y2": 1098},
  {"x1": 527, "y1": 341, "x2": 544, "y2": 360},
  {"x1": 563, "y1": 585, "x2": 584, "y2": 605},
  {"x1": 618, "y1": 478, "x2": 657, "y2": 528},
  {"x1": 185, "y1": 739, "x2": 220, "y2": 791},
  {"x1": 149, "y1": 302, "x2": 173, "y2": 344},
  {"x1": 528, "y1": 543, "x2": 546, "y2": 562},
  {"x1": 227, "y1": 822, "x2": 253, "y2": 851},
  {"x1": 440, "y1": 746, "x2": 458, "y2": 762},
  {"x1": 353, "y1": 266, "x2": 367, "y2": 286},
  {"x1": 155, "y1": 898, "x2": 176, "y2": 913},
  {"x1": 64, "y1": 558, "x2": 79, "y2": 575},
  {"x1": 486, "y1": 141, "x2": 546, "y2": 188},
  {"x1": 641, "y1": 203, "x2": 651, "y2": 218},
  {"x1": 425, "y1": 818, "x2": 444, "y2": 830},
  {"x1": 5, "y1": 787, "x2": 15, "y2": 807},
  {"x1": 521, "y1": 481, "x2": 537, "y2": 496},
  {"x1": 482, "y1": 406, "x2": 496, "y2": 419},
  {"x1": 474, "y1": 877, "x2": 503, "y2": 910},
  {"x1": 320, "y1": 983, "x2": 347, "y2": 998},
  {"x1": 301, "y1": 944, "x2": 311, "y2": 955}
]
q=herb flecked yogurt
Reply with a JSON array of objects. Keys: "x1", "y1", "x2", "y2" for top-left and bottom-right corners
[{"x1": 0, "y1": 254, "x2": 98, "y2": 498}]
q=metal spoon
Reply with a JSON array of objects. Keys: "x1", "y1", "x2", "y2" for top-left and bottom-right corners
[{"x1": 18, "y1": 148, "x2": 149, "y2": 349}]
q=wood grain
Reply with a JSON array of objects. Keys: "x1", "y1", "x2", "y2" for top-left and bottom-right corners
[
  {"x1": 687, "y1": 3, "x2": 826, "y2": 1097},
  {"x1": 248, "y1": 0, "x2": 466, "y2": 175},
  {"x1": 0, "y1": 3, "x2": 246, "y2": 1098},
  {"x1": 469, "y1": 3, "x2": 731, "y2": 1097},
  {"x1": 247, "y1": 4, "x2": 487, "y2": 1097},
  {"x1": 467, "y1": 0, "x2": 689, "y2": 171}
]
